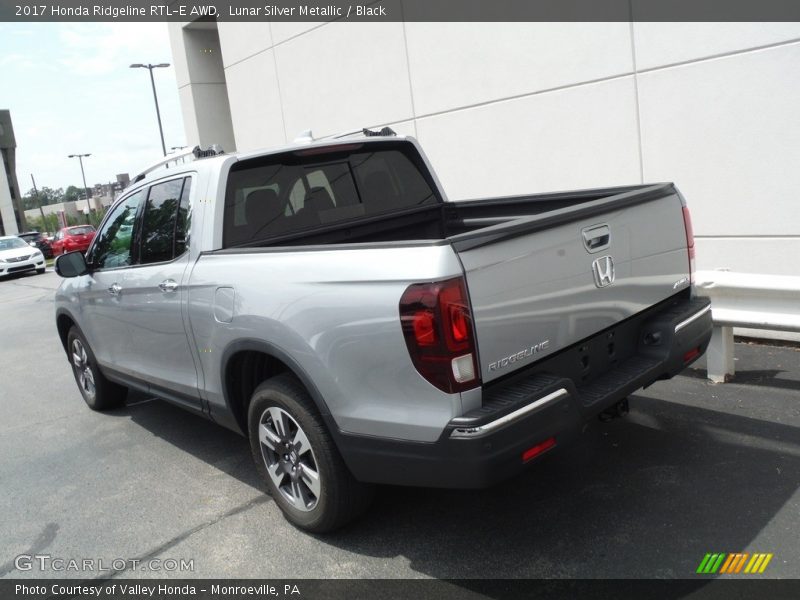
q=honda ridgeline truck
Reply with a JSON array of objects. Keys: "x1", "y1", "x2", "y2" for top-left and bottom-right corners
[{"x1": 54, "y1": 130, "x2": 712, "y2": 532}]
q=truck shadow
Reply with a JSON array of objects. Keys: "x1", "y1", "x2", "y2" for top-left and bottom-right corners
[
  {"x1": 119, "y1": 391, "x2": 262, "y2": 491},
  {"x1": 320, "y1": 393, "x2": 800, "y2": 580},
  {"x1": 113, "y1": 388, "x2": 799, "y2": 584}
]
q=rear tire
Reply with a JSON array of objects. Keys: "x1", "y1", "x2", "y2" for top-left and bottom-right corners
[
  {"x1": 67, "y1": 326, "x2": 127, "y2": 411},
  {"x1": 248, "y1": 374, "x2": 374, "y2": 533}
]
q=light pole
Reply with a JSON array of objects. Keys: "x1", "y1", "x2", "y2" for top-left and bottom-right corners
[
  {"x1": 130, "y1": 63, "x2": 170, "y2": 156},
  {"x1": 67, "y1": 153, "x2": 92, "y2": 218}
]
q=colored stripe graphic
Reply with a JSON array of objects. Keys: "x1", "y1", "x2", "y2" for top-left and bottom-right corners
[
  {"x1": 734, "y1": 553, "x2": 749, "y2": 573},
  {"x1": 719, "y1": 554, "x2": 736, "y2": 574},
  {"x1": 700, "y1": 552, "x2": 773, "y2": 574},
  {"x1": 696, "y1": 554, "x2": 713, "y2": 574},
  {"x1": 744, "y1": 553, "x2": 774, "y2": 574},
  {"x1": 759, "y1": 554, "x2": 774, "y2": 573},
  {"x1": 697, "y1": 553, "x2": 727, "y2": 574}
]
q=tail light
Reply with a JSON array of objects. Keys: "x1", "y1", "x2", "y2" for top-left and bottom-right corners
[
  {"x1": 399, "y1": 277, "x2": 480, "y2": 393},
  {"x1": 682, "y1": 206, "x2": 696, "y2": 283}
]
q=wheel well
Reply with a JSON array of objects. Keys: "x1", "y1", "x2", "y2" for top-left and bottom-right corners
[
  {"x1": 225, "y1": 350, "x2": 293, "y2": 434},
  {"x1": 56, "y1": 314, "x2": 75, "y2": 353}
]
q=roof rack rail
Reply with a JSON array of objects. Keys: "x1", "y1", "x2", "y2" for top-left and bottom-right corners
[
  {"x1": 132, "y1": 144, "x2": 225, "y2": 183},
  {"x1": 319, "y1": 126, "x2": 399, "y2": 141},
  {"x1": 361, "y1": 127, "x2": 397, "y2": 137}
]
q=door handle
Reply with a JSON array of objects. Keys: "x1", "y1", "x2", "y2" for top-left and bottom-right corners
[
  {"x1": 108, "y1": 283, "x2": 122, "y2": 296},
  {"x1": 582, "y1": 224, "x2": 611, "y2": 253},
  {"x1": 159, "y1": 279, "x2": 179, "y2": 293}
]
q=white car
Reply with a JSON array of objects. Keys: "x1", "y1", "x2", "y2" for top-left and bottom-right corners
[{"x1": 0, "y1": 235, "x2": 46, "y2": 277}]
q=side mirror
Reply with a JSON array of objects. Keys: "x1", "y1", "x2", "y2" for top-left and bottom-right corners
[
  {"x1": 55, "y1": 251, "x2": 89, "y2": 278},
  {"x1": 28, "y1": 242, "x2": 37, "y2": 247}
]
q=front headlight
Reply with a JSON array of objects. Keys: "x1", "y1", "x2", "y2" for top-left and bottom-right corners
[{"x1": 34, "y1": 251, "x2": 44, "y2": 259}]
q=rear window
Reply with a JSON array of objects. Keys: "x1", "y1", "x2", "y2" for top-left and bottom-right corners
[
  {"x1": 223, "y1": 141, "x2": 439, "y2": 247},
  {"x1": 68, "y1": 226, "x2": 94, "y2": 236}
]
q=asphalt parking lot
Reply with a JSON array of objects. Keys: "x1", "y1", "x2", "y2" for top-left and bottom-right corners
[{"x1": 1, "y1": 269, "x2": 798, "y2": 580}]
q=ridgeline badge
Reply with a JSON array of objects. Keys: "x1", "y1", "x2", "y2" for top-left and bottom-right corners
[{"x1": 488, "y1": 340, "x2": 550, "y2": 372}]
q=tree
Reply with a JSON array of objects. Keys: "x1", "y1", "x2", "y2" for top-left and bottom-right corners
[
  {"x1": 21, "y1": 186, "x2": 64, "y2": 210},
  {"x1": 64, "y1": 185, "x2": 86, "y2": 203},
  {"x1": 26, "y1": 214, "x2": 60, "y2": 234}
]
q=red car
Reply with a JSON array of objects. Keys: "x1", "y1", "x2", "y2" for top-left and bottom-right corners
[{"x1": 51, "y1": 225, "x2": 96, "y2": 256}]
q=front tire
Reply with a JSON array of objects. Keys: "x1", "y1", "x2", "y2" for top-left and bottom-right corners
[
  {"x1": 248, "y1": 374, "x2": 374, "y2": 533},
  {"x1": 67, "y1": 326, "x2": 127, "y2": 411},
  {"x1": 36, "y1": 268, "x2": 45, "y2": 274}
]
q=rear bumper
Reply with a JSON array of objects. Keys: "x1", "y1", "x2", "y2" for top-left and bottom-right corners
[{"x1": 337, "y1": 292, "x2": 712, "y2": 488}]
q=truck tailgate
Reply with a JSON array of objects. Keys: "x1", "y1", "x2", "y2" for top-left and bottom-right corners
[{"x1": 451, "y1": 185, "x2": 690, "y2": 384}]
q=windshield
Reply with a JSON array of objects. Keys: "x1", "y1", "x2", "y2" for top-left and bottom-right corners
[{"x1": 0, "y1": 238, "x2": 30, "y2": 250}]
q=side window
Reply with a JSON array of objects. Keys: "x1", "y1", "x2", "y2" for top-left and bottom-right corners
[
  {"x1": 174, "y1": 177, "x2": 192, "y2": 256},
  {"x1": 140, "y1": 178, "x2": 184, "y2": 265},
  {"x1": 89, "y1": 191, "x2": 142, "y2": 270}
]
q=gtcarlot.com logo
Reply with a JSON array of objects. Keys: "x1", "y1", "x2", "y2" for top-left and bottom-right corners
[
  {"x1": 14, "y1": 554, "x2": 194, "y2": 573},
  {"x1": 696, "y1": 552, "x2": 774, "y2": 574}
]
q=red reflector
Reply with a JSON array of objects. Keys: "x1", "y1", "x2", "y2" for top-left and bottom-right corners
[
  {"x1": 683, "y1": 347, "x2": 701, "y2": 364},
  {"x1": 522, "y1": 437, "x2": 557, "y2": 463},
  {"x1": 413, "y1": 310, "x2": 436, "y2": 346}
]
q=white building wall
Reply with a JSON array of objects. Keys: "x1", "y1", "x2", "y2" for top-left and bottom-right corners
[
  {"x1": 169, "y1": 21, "x2": 800, "y2": 278},
  {"x1": 0, "y1": 160, "x2": 18, "y2": 235}
]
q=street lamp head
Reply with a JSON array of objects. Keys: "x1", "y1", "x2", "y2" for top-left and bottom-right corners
[{"x1": 130, "y1": 63, "x2": 170, "y2": 69}]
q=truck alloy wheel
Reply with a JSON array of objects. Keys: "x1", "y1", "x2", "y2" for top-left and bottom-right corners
[
  {"x1": 257, "y1": 406, "x2": 321, "y2": 511},
  {"x1": 247, "y1": 374, "x2": 374, "y2": 532},
  {"x1": 71, "y1": 338, "x2": 96, "y2": 403},
  {"x1": 66, "y1": 327, "x2": 127, "y2": 411}
]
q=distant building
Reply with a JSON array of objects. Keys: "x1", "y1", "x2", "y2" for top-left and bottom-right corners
[
  {"x1": 116, "y1": 173, "x2": 130, "y2": 189},
  {"x1": 0, "y1": 110, "x2": 26, "y2": 235},
  {"x1": 24, "y1": 200, "x2": 83, "y2": 222},
  {"x1": 92, "y1": 175, "x2": 129, "y2": 208}
]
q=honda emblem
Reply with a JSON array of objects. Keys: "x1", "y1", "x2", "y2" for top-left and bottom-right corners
[{"x1": 592, "y1": 255, "x2": 615, "y2": 288}]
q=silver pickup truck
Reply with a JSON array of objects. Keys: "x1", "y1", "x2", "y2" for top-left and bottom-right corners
[{"x1": 54, "y1": 131, "x2": 712, "y2": 532}]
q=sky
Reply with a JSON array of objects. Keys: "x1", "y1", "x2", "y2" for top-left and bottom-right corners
[{"x1": 0, "y1": 22, "x2": 186, "y2": 194}]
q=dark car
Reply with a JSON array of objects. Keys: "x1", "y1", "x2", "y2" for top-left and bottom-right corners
[
  {"x1": 51, "y1": 225, "x2": 96, "y2": 256},
  {"x1": 18, "y1": 231, "x2": 53, "y2": 259}
]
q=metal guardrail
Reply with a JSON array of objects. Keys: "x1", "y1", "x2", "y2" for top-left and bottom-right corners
[{"x1": 694, "y1": 270, "x2": 800, "y2": 382}]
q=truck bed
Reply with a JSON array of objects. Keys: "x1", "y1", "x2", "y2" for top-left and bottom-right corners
[
  {"x1": 222, "y1": 181, "x2": 689, "y2": 385},
  {"x1": 241, "y1": 183, "x2": 670, "y2": 249}
]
